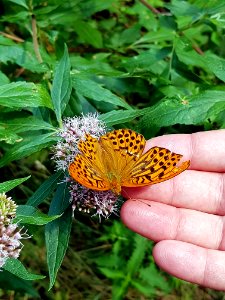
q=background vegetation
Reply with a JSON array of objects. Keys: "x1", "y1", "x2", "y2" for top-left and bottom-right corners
[{"x1": 1, "y1": 0, "x2": 225, "y2": 299}]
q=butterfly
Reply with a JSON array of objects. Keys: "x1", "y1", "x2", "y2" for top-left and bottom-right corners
[{"x1": 68, "y1": 129, "x2": 190, "y2": 195}]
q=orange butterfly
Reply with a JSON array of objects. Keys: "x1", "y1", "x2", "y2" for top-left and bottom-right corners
[{"x1": 68, "y1": 129, "x2": 190, "y2": 195}]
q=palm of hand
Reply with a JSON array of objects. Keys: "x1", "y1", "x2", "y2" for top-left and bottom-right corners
[{"x1": 121, "y1": 130, "x2": 225, "y2": 291}]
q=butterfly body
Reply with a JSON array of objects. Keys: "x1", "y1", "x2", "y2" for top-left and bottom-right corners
[{"x1": 68, "y1": 129, "x2": 190, "y2": 194}]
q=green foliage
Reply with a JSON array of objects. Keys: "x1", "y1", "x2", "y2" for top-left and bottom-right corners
[
  {"x1": 0, "y1": 176, "x2": 31, "y2": 193},
  {"x1": 14, "y1": 205, "x2": 60, "y2": 225},
  {"x1": 45, "y1": 182, "x2": 72, "y2": 289},
  {"x1": 96, "y1": 222, "x2": 171, "y2": 299},
  {"x1": 0, "y1": 132, "x2": 58, "y2": 167},
  {"x1": 51, "y1": 44, "x2": 72, "y2": 126},
  {"x1": 26, "y1": 171, "x2": 63, "y2": 207},
  {"x1": 0, "y1": 0, "x2": 224, "y2": 298},
  {"x1": 0, "y1": 82, "x2": 52, "y2": 109},
  {"x1": 3, "y1": 259, "x2": 45, "y2": 281},
  {"x1": 0, "y1": 271, "x2": 40, "y2": 297},
  {"x1": 72, "y1": 78, "x2": 131, "y2": 109}
]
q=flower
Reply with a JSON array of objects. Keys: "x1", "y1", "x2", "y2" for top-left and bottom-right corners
[
  {"x1": 52, "y1": 113, "x2": 120, "y2": 219},
  {"x1": 0, "y1": 193, "x2": 27, "y2": 268},
  {"x1": 69, "y1": 179, "x2": 120, "y2": 219},
  {"x1": 52, "y1": 113, "x2": 107, "y2": 171},
  {"x1": 0, "y1": 224, "x2": 25, "y2": 268}
]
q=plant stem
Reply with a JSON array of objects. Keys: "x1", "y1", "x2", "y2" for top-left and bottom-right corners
[
  {"x1": 139, "y1": 0, "x2": 160, "y2": 14},
  {"x1": 0, "y1": 31, "x2": 24, "y2": 43},
  {"x1": 31, "y1": 14, "x2": 43, "y2": 63}
]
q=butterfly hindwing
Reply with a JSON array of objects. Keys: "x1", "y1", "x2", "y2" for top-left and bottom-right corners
[
  {"x1": 101, "y1": 129, "x2": 145, "y2": 157},
  {"x1": 69, "y1": 135, "x2": 110, "y2": 191},
  {"x1": 100, "y1": 129, "x2": 146, "y2": 175}
]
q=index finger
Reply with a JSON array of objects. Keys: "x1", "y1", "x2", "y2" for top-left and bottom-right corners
[{"x1": 146, "y1": 129, "x2": 225, "y2": 172}]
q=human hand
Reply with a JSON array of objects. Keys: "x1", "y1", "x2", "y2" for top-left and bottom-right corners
[{"x1": 121, "y1": 130, "x2": 225, "y2": 291}]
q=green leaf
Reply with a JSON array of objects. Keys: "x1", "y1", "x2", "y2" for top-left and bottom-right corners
[
  {"x1": 0, "y1": 128, "x2": 22, "y2": 144},
  {"x1": 79, "y1": 0, "x2": 115, "y2": 17},
  {"x1": 119, "y1": 25, "x2": 141, "y2": 46},
  {"x1": 0, "y1": 11, "x2": 29, "y2": 25},
  {"x1": 0, "y1": 271, "x2": 38, "y2": 297},
  {"x1": 0, "y1": 42, "x2": 49, "y2": 73},
  {"x1": 51, "y1": 44, "x2": 72, "y2": 125},
  {"x1": 3, "y1": 258, "x2": 45, "y2": 280},
  {"x1": 133, "y1": 28, "x2": 175, "y2": 46},
  {"x1": 127, "y1": 235, "x2": 148, "y2": 275},
  {"x1": 121, "y1": 48, "x2": 169, "y2": 75},
  {"x1": 0, "y1": 116, "x2": 55, "y2": 134},
  {"x1": 73, "y1": 78, "x2": 131, "y2": 109},
  {"x1": 8, "y1": 0, "x2": 28, "y2": 9},
  {"x1": 45, "y1": 182, "x2": 72, "y2": 289},
  {"x1": 27, "y1": 171, "x2": 63, "y2": 207},
  {"x1": 131, "y1": 280, "x2": 155, "y2": 297},
  {"x1": 0, "y1": 176, "x2": 31, "y2": 193},
  {"x1": 98, "y1": 268, "x2": 124, "y2": 279},
  {"x1": 0, "y1": 71, "x2": 10, "y2": 85},
  {"x1": 204, "y1": 52, "x2": 225, "y2": 82},
  {"x1": 0, "y1": 36, "x2": 15, "y2": 46},
  {"x1": 166, "y1": 0, "x2": 202, "y2": 21},
  {"x1": 174, "y1": 38, "x2": 206, "y2": 69},
  {"x1": 100, "y1": 109, "x2": 148, "y2": 127},
  {"x1": 0, "y1": 132, "x2": 57, "y2": 168},
  {"x1": 203, "y1": 1, "x2": 225, "y2": 15},
  {"x1": 74, "y1": 20, "x2": 103, "y2": 48},
  {"x1": 138, "y1": 264, "x2": 171, "y2": 293},
  {"x1": 70, "y1": 55, "x2": 123, "y2": 77},
  {"x1": 141, "y1": 90, "x2": 225, "y2": 130},
  {"x1": 0, "y1": 82, "x2": 53, "y2": 109},
  {"x1": 14, "y1": 205, "x2": 60, "y2": 225}
]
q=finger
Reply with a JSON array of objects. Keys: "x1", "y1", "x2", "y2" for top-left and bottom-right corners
[
  {"x1": 120, "y1": 200, "x2": 225, "y2": 250},
  {"x1": 145, "y1": 129, "x2": 225, "y2": 172},
  {"x1": 153, "y1": 240, "x2": 225, "y2": 291},
  {"x1": 123, "y1": 170, "x2": 225, "y2": 215}
]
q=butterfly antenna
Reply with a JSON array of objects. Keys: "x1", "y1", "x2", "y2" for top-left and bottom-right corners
[{"x1": 131, "y1": 199, "x2": 151, "y2": 207}]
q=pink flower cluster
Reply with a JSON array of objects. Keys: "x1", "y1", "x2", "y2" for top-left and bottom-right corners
[{"x1": 0, "y1": 193, "x2": 26, "y2": 268}]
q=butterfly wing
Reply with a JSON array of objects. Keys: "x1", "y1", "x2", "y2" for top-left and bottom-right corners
[
  {"x1": 69, "y1": 130, "x2": 190, "y2": 193},
  {"x1": 122, "y1": 146, "x2": 190, "y2": 187},
  {"x1": 99, "y1": 129, "x2": 146, "y2": 176},
  {"x1": 68, "y1": 134, "x2": 110, "y2": 191}
]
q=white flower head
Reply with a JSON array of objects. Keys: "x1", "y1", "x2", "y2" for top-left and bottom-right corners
[{"x1": 52, "y1": 113, "x2": 107, "y2": 171}]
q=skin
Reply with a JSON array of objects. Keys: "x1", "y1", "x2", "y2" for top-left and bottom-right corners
[{"x1": 120, "y1": 129, "x2": 225, "y2": 291}]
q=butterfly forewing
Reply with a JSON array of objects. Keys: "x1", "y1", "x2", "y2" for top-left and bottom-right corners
[{"x1": 122, "y1": 146, "x2": 190, "y2": 187}]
